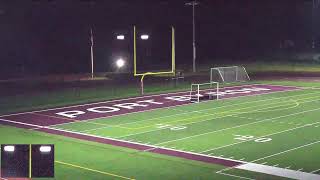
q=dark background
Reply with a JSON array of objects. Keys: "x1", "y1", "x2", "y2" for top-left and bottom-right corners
[{"x1": 0, "y1": 0, "x2": 318, "y2": 78}]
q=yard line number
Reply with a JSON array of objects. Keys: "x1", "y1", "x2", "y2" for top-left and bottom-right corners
[
  {"x1": 234, "y1": 135, "x2": 272, "y2": 143},
  {"x1": 156, "y1": 124, "x2": 187, "y2": 131}
]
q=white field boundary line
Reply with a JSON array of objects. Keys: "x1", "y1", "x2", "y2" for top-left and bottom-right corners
[
  {"x1": 236, "y1": 163, "x2": 320, "y2": 180},
  {"x1": 80, "y1": 98, "x2": 301, "y2": 133},
  {"x1": 49, "y1": 85, "x2": 307, "y2": 129},
  {"x1": 1, "y1": 109, "x2": 319, "y2": 179},
  {"x1": 0, "y1": 118, "x2": 44, "y2": 129},
  {"x1": 0, "y1": 118, "x2": 246, "y2": 173},
  {"x1": 200, "y1": 121, "x2": 320, "y2": 153},
  {"x1": 218, "y1": 140, "x2": 320, "y2": 179},
  {"x1": 216, "y1": 171, "x2": 254, "y2": 180},
  {"x1": 0, "y1": 83, "x2": 263, "y2": 117},
  {"x1": 141, "y1": 101, "x2": 320, "y2": 148},
  {"x1": 42, "y1": 126, "x2": 247, "y2": 165},
  {"x1": 251, "y1": 140, "x2": 320, "y2": 163},
  {"x1": 311, "y1": 168, "x2": 320, "y2": 173},
  {"x1": 81, "y1": 97, "x2": 303, "y2": 134},
  {"x1": 83, "y1": 90, "x2": 314, "y2": 128},
  {"x1": 116, "y1": 97, "x2": 320, "y2": 140}
]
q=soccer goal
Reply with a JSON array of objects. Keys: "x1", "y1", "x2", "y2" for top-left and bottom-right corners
[
  {"x1": 210, "y1": 66, "x2": 250, "y2": 83},
  {"x1": 190, "y1": 81, "x2": 219, "y2": 103}
]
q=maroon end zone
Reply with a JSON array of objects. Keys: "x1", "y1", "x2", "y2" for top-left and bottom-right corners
[{"x1": 0, "y1": 84, "x2": 302, "y2": 167}]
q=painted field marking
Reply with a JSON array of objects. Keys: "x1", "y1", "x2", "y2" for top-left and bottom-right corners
[
  {"x1": 199, "y1": 121, "x2": 320, "y2": 153},
  {"x1": 120, "y1": 98, "x2": 320, "y2": 141},
  {"x1": 42, "y1": 126, "x2": 246, "y2": 166},
  {"x1": 251, "y1": 140, "x2": 320, "y2": 163},
  {"x1": 0, "y1": 118, "x2": 44, "y2": 129},
  {"x1": 78, "y1": 93, "x2": 305, "y2": 132},
  {"x1": 0, "y1": 83, "x2": 264, "y2": 118},
  {"x1": 236, "y1": 163, "x2": 320, "y2": 180},
  {"x1": 6, "y1": 84, "x2": 302, "y2": 130},
  {"x1": 216, "y1": 171, "x2": 254, "y2": 180},
  {"x1": 311, "y1": 168, "x2": 320, "y2": 173},
  {"x1": 55, "y1": 160, "x2": 135, "y2": 180},
  {"x1": 120, "y1": 93, "x2": 320, "y2": 134},
  {"x1": 55, "y1": 85, "x2": 308, "y2": 128}
]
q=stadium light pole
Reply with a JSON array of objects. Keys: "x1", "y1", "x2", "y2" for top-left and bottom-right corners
[
  {"x1": 90, "y1": 27, "x2": 94, "y2": 79},
  {"x1": 185, "y1": 0, "x2": 199, "y2": 73}
]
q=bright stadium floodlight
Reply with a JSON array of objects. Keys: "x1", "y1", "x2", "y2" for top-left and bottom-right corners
[
  {"x1": 116, "y1": 58, "x2": 125, "y2": 68},
  {"x1": 4, "y1": 145, "x2": 15, "y2": 152},
  {"x1": 140, "y1": 34, "x2": 149, "y2": 40},
  {"x1": 39, "y1": 146, "x2": 51, "y2": 153},
  {"x1": 116, "y1": 35, "x2": 125, "y2": 40}
]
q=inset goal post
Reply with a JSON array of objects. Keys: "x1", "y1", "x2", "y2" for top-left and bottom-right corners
[
  {"x1": 190, "y1": 82, "x2": 219, "y2": 103},
  {"x1": 210, "y1": 66, "x2": 250, "y2": 83}
]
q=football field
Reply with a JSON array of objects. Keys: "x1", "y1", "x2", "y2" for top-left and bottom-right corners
[{"x1": 1, "y1": 82, "x2": 320, "y2": 179}]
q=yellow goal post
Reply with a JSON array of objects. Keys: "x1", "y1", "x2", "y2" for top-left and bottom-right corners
[{"x1": 133, "y1": 26, "x2": 176, "y2": 95}]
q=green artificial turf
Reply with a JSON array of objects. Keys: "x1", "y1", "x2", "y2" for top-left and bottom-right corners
[
  {"x1": 0, "y1": 125, "x2": 273, "y2": 180},
  {"x1": 2, "y1": 80, "x2": 320, "y2": 179},
  {"x1": 51, "y1": 80, "x2": 320, "y2": 179}
]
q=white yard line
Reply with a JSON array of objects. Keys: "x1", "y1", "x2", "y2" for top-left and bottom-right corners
[
  {"x1": 0, "y1": 84, "x2": 262, "y2": 117},
  {"x1": 75, "y1": 90, "x2": 320, "y2": 134},
  {"x1": 42, "y1": 126, "x2": 246, "y2": 164},
  {"x1": 251, "y1": 140, "x2": 320, "y2": 163},
  {"x1": 45, "y1": 85, "x2": 306, "y2": 129},
  {"x1": 122, "y1": 100, "x2": 320, "y2": 142},
  {"x1": 216, "y1": 171, "x2": 254, "y2": 180},
  {"x1": 311, "y1": 168, "x2": 320, "y2": 173},
  {"x1": 199, "y1": 121, "x2": 320, "y2": 153}
]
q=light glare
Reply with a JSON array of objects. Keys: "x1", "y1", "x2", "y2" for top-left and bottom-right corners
[
  {"x1": 116, "y1": 59, "x2": 125, "y2": 68},
  {"x1": 39, "y1": 146, "x2": 51, "y2": 153},
  {"x1": 116, "y1": 35, "x2": 125, "y2": 40},
  {"x1": 4, "y1": 145, "x2": 15, "y2": 152},
  {"x1": 141, "y1": 34, "x2": 149, "y2": 40}
]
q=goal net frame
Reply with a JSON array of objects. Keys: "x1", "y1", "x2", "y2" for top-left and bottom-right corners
[
  {"x1": 210, "y1": 66, "x2": 250, "y2": 83},
  {"x1": 190, "y1": 81, "x2": 219, "y2": 103}
]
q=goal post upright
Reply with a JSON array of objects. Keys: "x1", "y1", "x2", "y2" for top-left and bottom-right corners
[{"x1": 133, "y1": 26, "x2": 176, "y2": 95}]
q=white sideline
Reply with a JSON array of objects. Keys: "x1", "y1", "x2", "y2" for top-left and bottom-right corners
[
  {"x1": 0, "y1": 83, "x2": 262, "y2": 117},
  {"x1": 120, "y1": 98, "x2": 320, "y2": 140},
  {"x1": 44, "y1": 126, "x2": 246, "y2": 164},
  {"x1": 236, "y1": 163, "x2": 320, "y2": 180},
  {"x1": 49, "y1": 84, "x2": 305, "y2": 128},
  {"x1": 200, "y1": 120, "x2": 320, "y2": 153}
]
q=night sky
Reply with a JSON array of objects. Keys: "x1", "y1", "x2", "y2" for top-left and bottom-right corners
[{"x1": 0, "y1": 0, "x2": 316, "y2": 77}]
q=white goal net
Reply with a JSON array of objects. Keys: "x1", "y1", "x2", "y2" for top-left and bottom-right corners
[
  {"x1": 190, "y1": 82, "x2": 219, "y2": 103},
  {"x1": 210, "y1": 66, "x2": 250, "y2": 83}
]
